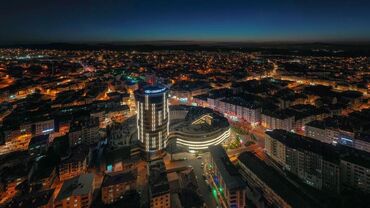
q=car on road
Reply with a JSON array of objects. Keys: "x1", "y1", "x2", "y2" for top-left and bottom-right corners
[
  {"x1": 201, "y1": 162, "x2": 204, "y2": 168},
  {"x1": 197, "y1": 155, "x2": 202, "y2": 159}
]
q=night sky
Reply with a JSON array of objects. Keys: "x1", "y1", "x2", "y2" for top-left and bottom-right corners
[{"x1": 1, "y1": 0, "x2": 370, "y2": 43}]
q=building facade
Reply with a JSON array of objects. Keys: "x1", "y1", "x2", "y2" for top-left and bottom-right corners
[
  {"x1": 54, "y1": 173, "x2": 94, "y2": 208},
  {"x1": 59, "y1": 145, "x2": 90, "y2": 181},
  {"x1": 68, "y1": 116, "x2": 100, "y2": 147},
  {"x1": 265, "y1": 130, "x2": 341, "y2": 192},
  {"x1": 238, "y1": 152, "x2": 317, "y2": 208},
  {"x1": 261, "y1": 112, "x2": 295, "y2": 131},
  {"x1": 214, "y1": 97, "x2": 261, "y2": 124},
  {"x1": 101, "y1": 171, "x2": 137, "y2": 204},
  {"x1": 28, "y1": 134, "x2": 50, "y2": 158},
  {"x1": 168, "y1": 106, "x2": 230, "y2": 151},
  {"x1": 209, "y1": 145, "x2": 246, "y2": 208},
  {"x1": 148, "y1": 159, "x2": 170, "y2": 208},
  {"x1": 135, "y1": 85, "x2": 169, "y2": 161}
]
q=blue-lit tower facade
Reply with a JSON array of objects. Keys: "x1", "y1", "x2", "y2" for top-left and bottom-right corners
[{"x1": 135, "y1": 85, "x2": 169, "y2": 161}]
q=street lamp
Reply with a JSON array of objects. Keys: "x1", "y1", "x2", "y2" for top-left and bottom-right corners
[{"x1": 212, "y1": 188, "x2": 217, "y2": 198}]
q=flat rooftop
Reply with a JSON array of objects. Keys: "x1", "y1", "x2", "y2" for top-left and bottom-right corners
[
  {"x1": 56, "y1": 173, "x2": 94, "y2": 201},
  {"x1": 221, "y1": 96, "x2": 261, "y2": 109},
  {"x1": 102, "y1": 170, "x2": 136, "y2": 188},
  {"x1": 149, "y1": 159, "x2": 170, "y2": 197},
  {"x1": 61, "y1": 144, "x2": 89, "y2": 164},
  {"x1": 209, "y1": 145, "x2": 246, "y2": 190},
  {"x1": 238, "y1": 152, "x2": 319, "y2": 208},
  {"x1": 266, "y1": 129, "x2": 340, "y2": 163}
]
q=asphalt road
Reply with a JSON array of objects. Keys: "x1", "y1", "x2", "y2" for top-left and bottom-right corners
[
  {"x1": 163, "y1": 124, "x2": 266, "y2": 208},
  {"x1": 166, "y1": 152, "x2": 219, "y2": 208}
]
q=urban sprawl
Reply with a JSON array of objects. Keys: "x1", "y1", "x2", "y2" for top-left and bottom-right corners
[{"x1": 0, "y1": 48, "x2": 369, "y2": 208}]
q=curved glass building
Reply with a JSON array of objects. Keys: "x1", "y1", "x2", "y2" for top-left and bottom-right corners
[
  {"x1": 135, "y1": 85, "x2": 169, "y2": 160},
  {"x1": 168, "y1": 105, "x2": 230, "y2": 151}
]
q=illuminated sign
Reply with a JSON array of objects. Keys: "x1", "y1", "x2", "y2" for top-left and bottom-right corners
[
  {"x1": 42, "y1": 128, "x2": 54, "y2": 133},
  {"x1": 144, "y1": 88, "x2": 166, "y2": 94},
  {"x1": 340, "y1": 137, "x2": 353, "y2": 145}
]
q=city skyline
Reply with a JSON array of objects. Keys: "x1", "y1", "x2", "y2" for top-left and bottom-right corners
[
  {"x1": 0, "y1": 1, "x2": 369, "y2": 208},
  {"x1": 0, "y1": 45, "x2": 369, "y2": 208},
  {"x1": 1, "y1": 0, "x2": 370, "y2": 43}
]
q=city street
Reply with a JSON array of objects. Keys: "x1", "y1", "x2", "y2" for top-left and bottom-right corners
[{"x1": 165, "y1": 152, "x2": 219, "y2": 208}]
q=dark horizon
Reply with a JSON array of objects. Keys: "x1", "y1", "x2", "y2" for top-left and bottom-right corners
[
  {"x1": 2, "y1": 38, "x2": 370, "y2": 47},
  {"x1": 2, "y1": 39, "x2": 370, "y2": 48},
  {"x1": 3, "y1": 40, "x2": 370, "y2": 57}
]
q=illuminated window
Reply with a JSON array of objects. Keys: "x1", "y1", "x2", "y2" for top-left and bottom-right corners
[
  {"x1": 145, "y1": 95, "x2": 149, "y2": 110},
  {"x1": 107, "y1": 164, "x2": 113, "y2": 172}
]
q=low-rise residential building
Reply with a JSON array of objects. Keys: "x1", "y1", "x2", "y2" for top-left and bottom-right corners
[
  {"x1": 59, "y1": 145, "x2": 90, "y2": 181},
  {"x1": 5, "y1": 189, "x2": 55, "y2": 208},
  {"x1": 28, "y1": 134, "x2": 50, "y2": 158},
  {"x1": 266, "y1": 129, "x2": 370, "y2": 193},
  {"x1": 33, "y1": 118, "x2": 55, "y2": 137},
  {"x1": 209, "y1": 145, "x2": 246, "y2": 208},
  {"x1": 353, "y1": 133, "x2": 370, "y2": 153},
  {"x1": 290, "y1": 104, "x2": 330, "y2": 132},
  {"x1": 102, "y1": 146, "x2": 138, "y2": 173},
  {"x1": 106, "y1": 116, "x2": 137, "y2": 148},
  {"x1": 192, "y1": 94, "x2": 209, "y2": 108},
  {"x1": 265, "y1": 129, "x2": 341, "y2": 192},
  {"x1": 305, "y1": 112, "x2": 370, "y2": 153},
  {"x1": 54, "y1": 173, "x2": 95, "y2": 208},
  {"x1": 68, "y1": 117, "x2": 100, "y2": 146},
  {"x1": 238, "y1": 152, "x2": 318, "y2": 208},
  {"x1": 170, "y1": 81, "x2": 210, "y2": 104},
  {"x1": 340, "y1": 146, "x2": 370, "y2": 193},
  {"x1": 101, "y1": 170, "x2": 137, "y2": 204},
  {"x1": 215, "y1": 97, "x2": 261, "y2": 124},
  {"x1": 305, "y1": 118, "x2": 355, "y2": 145},
  {"x1": 207, "y1": 89, "x2": 233, "y2": 110},
  {"x1": 261, "y1": 109, "x2": 295, "y2": 131},
  {"x1": 105, "y1": 104, "x2": 130, "y2": 123},
  {"x1": 28, "y1": 156, "x2": 57, "y2": 191},
  {"x1": 148, "y1": 159, "x2": 170, "y2": 208}
]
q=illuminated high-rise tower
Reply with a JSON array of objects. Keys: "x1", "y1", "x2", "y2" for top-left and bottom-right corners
[{"x1": 135, "y1": 84, "x2": 169, "y2": 161}]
